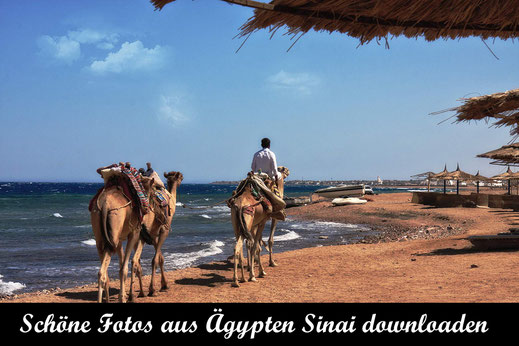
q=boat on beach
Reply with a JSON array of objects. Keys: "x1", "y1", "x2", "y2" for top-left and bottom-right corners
[
  {"x1": 314, "y1": 184, "x2": 365, "y2": 198},
  {"x1": 331, "y1": 197, "x2": 367, "y2": 206}
]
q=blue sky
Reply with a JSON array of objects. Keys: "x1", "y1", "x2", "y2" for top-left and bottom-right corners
[{"x1": 1, "y1": 0, "x2": 518, "y2": 183}]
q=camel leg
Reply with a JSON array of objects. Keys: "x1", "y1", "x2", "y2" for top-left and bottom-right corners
[
  {"x1": 129, "y1": 239, "x2": 144, "y2": 302},
  {"x1": 256, "y1": 221, "x2": 268, "y2": 278},
  {"x1": 97, "y1": 251, "x2": 112, "y2": 303},
  {"x1": 232, "y1": 235, "x2": 244, "y2": 287},
  {"x1": 268, "y1": 219, "x2": 278, "y2": 267},
  {"x1": 119, "y1": 233, "x2": 139, "y2": 303},
  {"x1": 149, "y1": 247, "x2": 159, "y2": 296},
  {"x1": 249, "y1": 225, "x2": 260, "y2": 282},
  {"x1": 157, "y1": 229, "x2": 169, "y2": 292}
]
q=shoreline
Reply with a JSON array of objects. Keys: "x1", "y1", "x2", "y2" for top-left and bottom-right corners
[{"x1": 3, "y1": 192, "x2": 519, "y2": 303}]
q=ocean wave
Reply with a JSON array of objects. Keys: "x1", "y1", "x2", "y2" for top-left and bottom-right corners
[
  {"x1": 164, "y1": 240, "x2": 225, "y2": 270},
  {"x1": 81, "y1": 239, "x2": 96, "y2": 246},
  {"x1": 200, "y1": 214, "x2": 212, "y2": 219},
  {"x1": 53, "y1": 213, "x2": 63, "y2": 218},
  {"x1": 264, "y1": 230, "x2": 300, "y2": 242},
  {"x1": 0, "y1": 274, "x2": 25, "y2": 296},
  {"x1": 74, "y1": 225, "x2": 91, "y2": 228}
]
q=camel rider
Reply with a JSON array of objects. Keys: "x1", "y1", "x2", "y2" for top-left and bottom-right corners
[
  {"x1": 141, "y1": 162, "x2": 166, "y2": 189},
  {"x1": 251, "y1": 138, "x2": 282, "y2": 196}
]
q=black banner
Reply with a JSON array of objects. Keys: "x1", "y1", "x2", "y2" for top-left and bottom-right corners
[{"x1": 1, "y1": 303, "x2": 514, "y2": 342}]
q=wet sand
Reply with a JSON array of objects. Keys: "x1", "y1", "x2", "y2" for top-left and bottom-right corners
[{"x1": 3, "y1": 192, "x2": 519, "y2": 303}]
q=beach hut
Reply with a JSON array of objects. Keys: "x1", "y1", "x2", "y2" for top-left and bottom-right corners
[{"x1": 151, "y1": 1, "x2": 519, "y2": 45}]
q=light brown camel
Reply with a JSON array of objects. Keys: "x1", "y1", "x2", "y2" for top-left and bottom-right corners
[
  {"x1": 129, "y1": 171, "x2": 183, "y2": 301},
  {"x1": 90, "y1": 176, "x2": 155, "y2": 303},
  {"x1": 228, "y1": 167, "x2": 289, "y2": 287}
]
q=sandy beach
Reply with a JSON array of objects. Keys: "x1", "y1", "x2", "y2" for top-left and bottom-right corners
[{"x1": 3, "y1": 191, "x2": 519, "y2": 303}]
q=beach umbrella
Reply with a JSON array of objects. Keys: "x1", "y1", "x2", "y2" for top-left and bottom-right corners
[
  {"x1": 473, "y1": 171, "x2": 490, "y2": 194},
  {"x1": 151, "y1": 1, "x2": 519, "y2": 46},
  {"x1": 429, "y1": 165, "x2": 451, "y2": 194},
  {"x1": 477, "y1": 142, "x2": 519, "y2": 167},
  {"x1": 490, "y1": 167, "x2": 516, "y2": 195},
  {"x1": 411, "y1": 171, "x2": 435, "y2": 192},
  {"x1": 434, "y1": 88, "x2": 519, "y2": 137},
  {"x1": 444, "y1": 164, "x2": 480, "y2": 195}
]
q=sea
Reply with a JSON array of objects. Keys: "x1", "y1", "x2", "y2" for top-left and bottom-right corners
[{"x1": 0, "y1": 182, "x2": 443, "y2": 296}]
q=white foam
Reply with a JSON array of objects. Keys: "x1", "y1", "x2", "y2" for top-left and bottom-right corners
[
  {"x1": 81, "y1": 239, "x2": 96, "y2": 246},
  {"x1": 74, "y1": 225, "x2": 91, "y2": 228},
  {"x1": 263, "y1": 230, "x2": 300, "y2": 242},
  {"x1": 164, "y1": 240, "x2": 225, "y2": 270},
  {"x1": 0, "y1": 275, "x2": 25, "y2": 296},
  {"x1": 53, "y1": 213, "x2": 63, "y2": 218},
  {"x1": 176, "y1": 202, "x2": 183, "y2": 206},
  {"x1": 200, "y1": 214, "x2": 212, "y2": 219}
]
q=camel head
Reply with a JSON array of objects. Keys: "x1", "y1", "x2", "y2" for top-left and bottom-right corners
[
  {"x1": 277, "y1": 166, "x2": 290, "y2": 180},
  {"x1": 164, "y1": 171, "x2": 183, "y2": 190}
]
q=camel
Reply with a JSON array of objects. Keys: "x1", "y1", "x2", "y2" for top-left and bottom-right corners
[
  {"x1": 228, "y1": 166, "x2": 290, "y2": 287},
  {"x1": 129, "y1": 171, "x2": 183, "y2": 301},
  {"x1": 90, "y1": 174, "x2": 155, "y2": 303}
]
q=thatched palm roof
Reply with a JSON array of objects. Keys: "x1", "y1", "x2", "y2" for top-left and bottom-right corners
[
  {"x1": 491, "y1": 166, "x2": 517, "y2": 180},
  {"x1": 434, "y1": 88, "x2": 519, "y2": 136},
  {"x1": 430, "y1": 164, "x2": 479, "y2": 181},
  {"x1": 477, "y1": 142, "x2": 519, "y2": 166},
  {"x1": 429, "y1": 165, "x2": 451, "y2": 180},
  {"x1": 151, "y1": 0, "x2": 519, "y2": 45}
]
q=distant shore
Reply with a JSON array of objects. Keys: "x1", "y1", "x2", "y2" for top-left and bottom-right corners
[{"x1": 3, "y1": 191, "x2": 519, "y2": 303}]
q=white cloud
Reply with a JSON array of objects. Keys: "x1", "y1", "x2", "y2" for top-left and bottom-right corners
[
  {"x1": 37, "y1": 35, "x2": 81, "y2": 64},
  {"x1": 67, "y1": 29, "x2": 118, "y2": 46},
  {"x1": 37, "y1": 29, "x2": 119, "y2": 64},
  {"x1": 266, "y1": 70, "x2": 320, "y2": 95},
  {"x1": 157, "y1": 94, "x2": 190, "y2": 127},
  {"x1": 89, "y1": 41, "x2": 168, "y2": 74}
]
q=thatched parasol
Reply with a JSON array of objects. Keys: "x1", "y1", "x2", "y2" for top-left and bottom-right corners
[
  {"x1": 151, "y1": 0, "x2": 519, "y2": 45},
  {"x1": 434, "y1": 89, "x2": 519, "y2": 137},
  {"x1": 490, "y1": 166, "x2": 518, "y2": 195},
  {"x1": 411, "y1": 171, "x2": 435, "y2": 192},
  {"x1": 444, "y1": 164, "x2": 479, "y2": 195},
  {"x1": 477, "y1": 142, "x2": 519, "y2": 166},
  {"x1": 429, "y1": 165, "x2": 451, "y2": 194},
  {"x1": 473, "y1": 170, "x2": 490, "y2": 194},
  {"x1": 430, "y1": 164, "x2": 479, "y2": 194}
]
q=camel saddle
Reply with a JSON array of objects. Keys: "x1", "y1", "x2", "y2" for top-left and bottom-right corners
[{"x1": 230, "y1": 172, "x2": 286, "y2": 221}]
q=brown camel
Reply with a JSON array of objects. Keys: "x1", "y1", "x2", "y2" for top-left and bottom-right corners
[
  {"x1": 129, "y1": 171, "x2": 183, "y2": 301},
  {"x1": 228, "y1": 167, "x2": 289, "y2": 287},
  {"x1": 90, "y1": 176, "x2": 155, "y2": 303}
]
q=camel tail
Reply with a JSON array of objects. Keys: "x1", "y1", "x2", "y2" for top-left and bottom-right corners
[
  {"x1": 101, "y1": 205, "x2": 116, "y2": 253},
  {"x1": 140, "y1": 224, "x2": 154, "y2": 245},
  {"x1": 234, "y1": 205, "x2": 254, "y2": 242}
]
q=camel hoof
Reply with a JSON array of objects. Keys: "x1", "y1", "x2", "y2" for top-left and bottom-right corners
[
  {"x1": 249, "y1": 277, "x2": 257, "y2": 282},
  {"x1": 138, "y1": 292, "x2": 145, "y2": 298},
  {"x1": 259, "y1": 271, "x2": 267, "y2": 278},
  {"x1": 269, "y1": 261, "x2": 278, "y2": 267},
  {"x1": 160, "y1": 286, "x2": 169, "y2": 292},
  {"x1": 232, "y1": 282, "x2": 240, "y2": 288},
  {"x1": 148, "y1": 291, "x2": 157, "y2": 297}
]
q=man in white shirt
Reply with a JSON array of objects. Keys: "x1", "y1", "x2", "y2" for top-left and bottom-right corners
[{"x1": 251, "y1": 138, "x2": 282, "y2": 181}]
